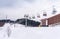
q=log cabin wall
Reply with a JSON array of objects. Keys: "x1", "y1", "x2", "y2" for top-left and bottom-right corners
[
  {"x1": 41, "y1": 19, "x2": 48, "y2": 27},
  {"x1": 41, "y1": 14, "x2": 60, "y2": 27},
  {"x1": 41, "y1": 19, "x2": 46, "y2": 26},
  {"x1": 48, "y1": 14, "x2": 60, "y2": 25}
]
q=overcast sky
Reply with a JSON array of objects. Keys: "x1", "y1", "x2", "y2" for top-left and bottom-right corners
[{"x1": 0, "y1": 0, "x2": 60, "y2": 20}]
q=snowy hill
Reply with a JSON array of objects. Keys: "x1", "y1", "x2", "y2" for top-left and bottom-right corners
[{"x1": 0, "y1": 23, "x2": 60, "y2": 39}]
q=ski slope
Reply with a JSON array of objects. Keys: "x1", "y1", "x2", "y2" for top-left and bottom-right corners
[{"x1": 0, "y1": 23, "x2": 60, "y2": 39}]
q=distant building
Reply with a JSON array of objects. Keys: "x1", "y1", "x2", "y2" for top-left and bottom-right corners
[
  {"x1": 0, "y1": 22, "x2": 5, "y2": 27},
  {"x1": 52, "y1": 6, "x2": 57, "y2": 14},
  {"x1": 0, "y1": 19, "x2": 15, "y2": 27},
  {"x1": 16, "y1": 18, "x2": 40, "y2": 27},
  {"x1": 43, "y1": 11, "x2": 47, "y2": 16}
]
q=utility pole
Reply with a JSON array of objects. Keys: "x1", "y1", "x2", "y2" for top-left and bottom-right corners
[
  {"x1": 25, "y1": 17, "x2": 27, "y2": 27},
  {"x1": 24, "y1": 14, "x2": 28, "y2": 27},
  {"x1": 6, "y1": 15, "x2": 8, "y2": 23},
  {"x1": 5, "y1": 15, "x2": 11, "y2": 37},
  {"x1": 6, "y1": 15, "x2": 8, "y2": 20}
]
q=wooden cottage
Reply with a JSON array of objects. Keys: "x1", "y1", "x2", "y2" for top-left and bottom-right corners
[{"x1": 41, "y1": 14, "x2": 60, "y2": 27}]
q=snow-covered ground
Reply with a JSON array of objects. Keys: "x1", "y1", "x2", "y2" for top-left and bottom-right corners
[
  {"x1": 0, "y1": 23, "x2": 60, "y2": 39},
  {"x1": 49, "y1": 24, "x2": 60, "y2": 27}
]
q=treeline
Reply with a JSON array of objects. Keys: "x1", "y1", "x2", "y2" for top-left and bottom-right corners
[{"x1": 0, "y1": 18, "x2": 40, "y2": 27}]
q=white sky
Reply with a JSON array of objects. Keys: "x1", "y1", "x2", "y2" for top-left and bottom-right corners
[{"x1": 0, "y1": 0, "x2": 60, "y2": 20}]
